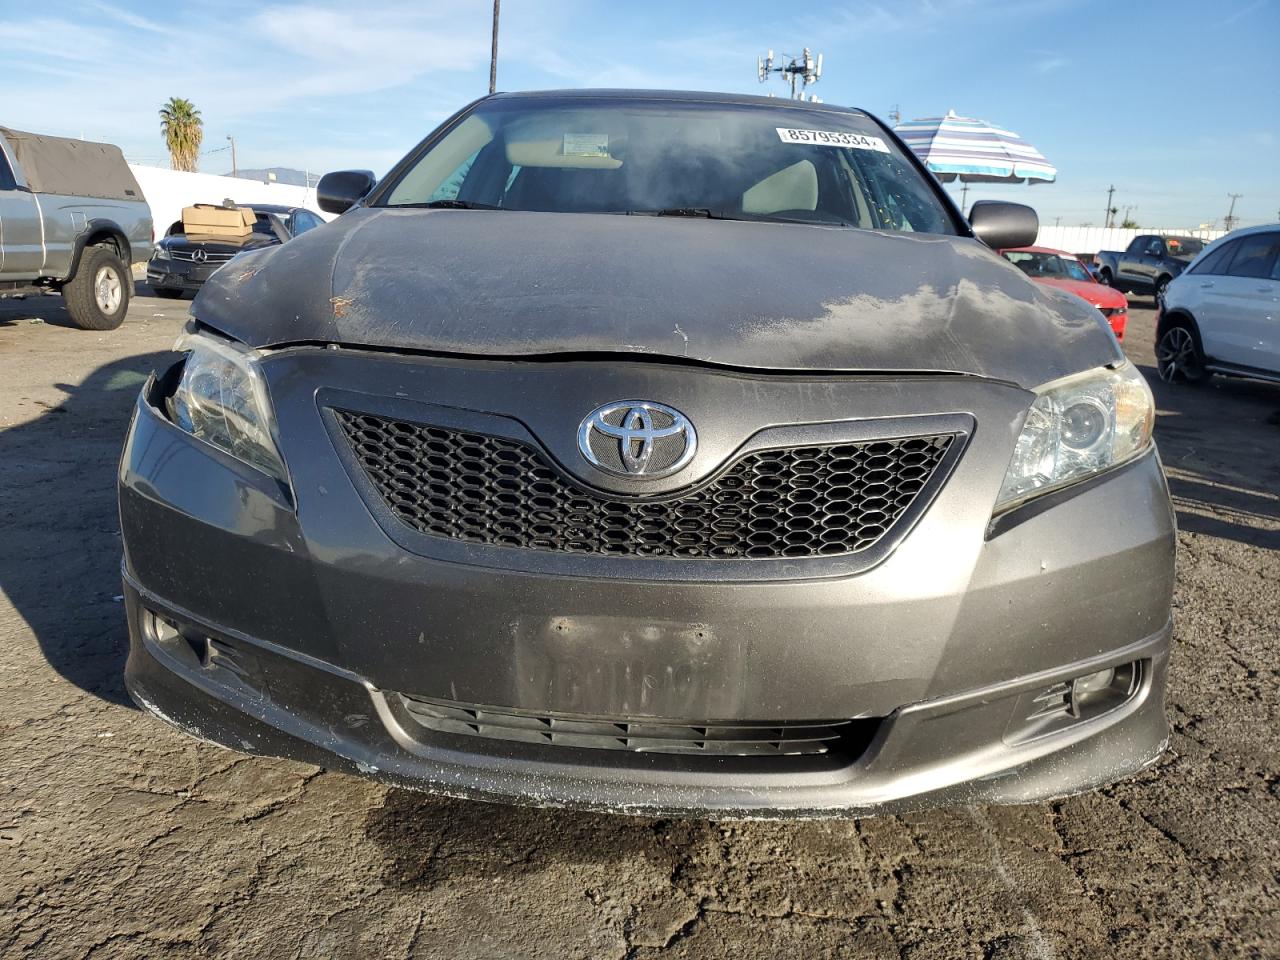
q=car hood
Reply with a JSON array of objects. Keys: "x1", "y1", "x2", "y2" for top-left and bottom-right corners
[
  {"x1": 1034, "y1": 277, "x2": 1127, "y2": 309},
  {"x1": 195, "y1": 207, "x2": 1121, "y2": 389}
]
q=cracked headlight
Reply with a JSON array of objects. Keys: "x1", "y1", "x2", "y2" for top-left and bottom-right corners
[
  {"x1": 995, "y1": 362, "x2": 1154, "y2": 512},
  {"x1": 167, "y1": 330, "x2": 287, "y2": 480}
]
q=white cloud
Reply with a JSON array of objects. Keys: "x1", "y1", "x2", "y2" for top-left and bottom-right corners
[
  {"x1": 0, "y1": 0, "x2": 503, "y2": 169},
  {"x1": 1222, "y1": 0, "x2": 1268, "y2": 25}
]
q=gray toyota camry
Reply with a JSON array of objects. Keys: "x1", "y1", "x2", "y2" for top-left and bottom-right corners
[{"x1": 119, "y1": 90, "x2": 1174, "y2": 817}]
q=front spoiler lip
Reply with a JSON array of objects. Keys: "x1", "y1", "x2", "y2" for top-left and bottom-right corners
[{"x1": 122, "y1": 569, "x2": 1171, "y2": 819}]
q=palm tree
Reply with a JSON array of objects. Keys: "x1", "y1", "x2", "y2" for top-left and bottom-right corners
[{"x1": 159, "y1": 98, "x2": 203, "y2": 172}]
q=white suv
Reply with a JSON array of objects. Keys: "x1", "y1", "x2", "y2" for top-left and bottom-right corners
[{"x1": 1156, "y1": 224, "x2": 1280, "y2": 384}]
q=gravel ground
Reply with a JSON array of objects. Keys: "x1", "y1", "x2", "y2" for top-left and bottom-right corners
[{"x1": 1, "y1": 288, "x2": 1277, "y2": 959}]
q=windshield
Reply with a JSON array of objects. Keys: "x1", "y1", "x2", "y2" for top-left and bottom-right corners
[
  {"x1": 1002, "y1": 250, "x2": 1092, "y2": 282},
  {"x1": 1164, "y1": 236, "x2": 1204, "y2": 257},
  {"x1": 251, "y1": 213, "x2": 278, "y2": 236},
  {"x1": 378, "y1": 98, "x2": 957, "y2": 234}
]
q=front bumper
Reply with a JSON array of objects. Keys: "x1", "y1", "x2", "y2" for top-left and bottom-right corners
[
  {"x1": 120, "y1": 351, "x2": 1177, "y2": 817},
  {"x1": 1101, "y1": 311, "x2": 1128, "y2": 343},
  {"x1": 146, "y1": 259, "x2": 225, "y2": 291}
]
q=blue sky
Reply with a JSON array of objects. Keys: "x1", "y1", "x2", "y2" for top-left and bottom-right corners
[{"x1": 2, "y1": 0, "x2": 1276, "y2": 227}]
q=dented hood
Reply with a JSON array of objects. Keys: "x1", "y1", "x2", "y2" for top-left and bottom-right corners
[{"x1": 194, "y1": 207, "x2": 1121, "y2": 389}]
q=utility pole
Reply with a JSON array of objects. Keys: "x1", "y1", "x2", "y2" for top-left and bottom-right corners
[
  {"x1": 888, "y1": 104, "x2": 901, "y2": 127},
  {"x1": 488, "y1": 0, "x2": 500, "y2": 95},
  {"x1": 1103, "y1": 185, "x2": 1116, "y2": 228},
  {"x1": 757, "y1": 48, "x2": 824, "y2": 100},
  {"x1": 226, "y1": 135, "x2": 237, "y2": 177},
  {"x1": 1224, "y1": 193, "x2": 1242, "y2": 232}
]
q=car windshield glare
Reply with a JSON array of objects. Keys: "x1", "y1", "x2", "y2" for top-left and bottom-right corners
[
  {"x1": 1004, "y1": 251, "x2": 1091, "y2": 282},
  {"x1": 1165, "y1": 236, "x2": 1204, "y2": 257},
  {"x1": 379, "y1": 99, "x2": 957, "y2": 235}
]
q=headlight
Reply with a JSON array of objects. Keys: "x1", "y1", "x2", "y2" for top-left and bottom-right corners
[
  {"x1": 995, "y1": 363, "x2": 1154, "y2": 512},
  {"x1": 167, "y1": 330, "x2": 287, "y2": 480},
  {"x1": 153, "y1": 245, "x2": 171, "y2": 261}
]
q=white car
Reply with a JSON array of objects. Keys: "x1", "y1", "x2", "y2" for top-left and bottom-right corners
[{"x1": 1156, "y1": 224, "x2": 1280, "y2": 384}]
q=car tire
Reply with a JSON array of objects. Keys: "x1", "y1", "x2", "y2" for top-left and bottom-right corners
[
  {"x1": 153, "y1": 288, "x2": 186, "y2": 299},
  {"x1": 1155, "y1": 319, "x2": 1208, "y2": 385},
  {"x1": 63, "y1": 245, "x2": 130, "y2": 330},
  {"x1": 1154, "y1": 275, "x2": 1171, "y2": 307},
  {"x1": 1099, "y1": 268, "x2": 1113, "y2": 286}
]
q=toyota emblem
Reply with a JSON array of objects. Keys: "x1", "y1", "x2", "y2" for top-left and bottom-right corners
[{"x1": 577, "y1": 401, "x2": 697, "y2": 479}]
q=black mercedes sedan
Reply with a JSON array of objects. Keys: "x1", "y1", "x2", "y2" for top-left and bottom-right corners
[
  {"x1": 119, "y1": 90, "x2": 1174, "y2": 818},
  {"x1": 146, "y1": 203, "x2": 326, "y2": 298}
]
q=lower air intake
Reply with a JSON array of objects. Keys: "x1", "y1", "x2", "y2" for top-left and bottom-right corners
[{"x1": 398, "y1": 694, "x2": 878, "y2": 759}]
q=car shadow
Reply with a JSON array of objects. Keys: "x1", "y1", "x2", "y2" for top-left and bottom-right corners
[
  {"x1": 1139, "y1": 362, "x2": 1280, "y2": 551},
  {"x1": 0, "y1": 282, "x2": 171, "y2": 330},
  {"x1": 0, "y1": 291, "x2": 83, "y2": 330},
  {"x1": 0, "y1": 348, "x2": 174, "y2": 707},
  {"x1": 364, "y1": 788, "x2": 709, "y2": 890}
]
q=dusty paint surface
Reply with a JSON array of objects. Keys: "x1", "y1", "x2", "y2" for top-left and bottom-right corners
[
  {"x1": 0, "y1": 291, "x2": 1277, "y2": 958},
  {"x1": 194, "y1": 210, "x2": 1122, "y2": 390}
]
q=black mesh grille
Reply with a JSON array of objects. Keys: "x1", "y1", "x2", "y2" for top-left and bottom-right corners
[
  {"x1": 334, "y1": 410, "x2": 953, "y2": 561},
  {"x1": 398, "y1": 694, "x2": 879, "y2": 758}
]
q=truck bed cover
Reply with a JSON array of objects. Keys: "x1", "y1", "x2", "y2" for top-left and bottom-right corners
[{"x1": 0, "y1": 127, "x2": 144, "y2": 202}]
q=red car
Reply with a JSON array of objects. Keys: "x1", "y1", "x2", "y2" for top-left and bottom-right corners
[{"x1": 1000, "y1": 246, "x2": 1129, "y2": 342}]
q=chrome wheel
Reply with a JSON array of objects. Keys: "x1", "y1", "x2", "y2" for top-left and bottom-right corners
[
  {"x1": 94, "y1": 266, "x2": 123, "y2": 314},
  {"x1": 1156, "y1": 326, "x2": 1203, "y2": 384}
]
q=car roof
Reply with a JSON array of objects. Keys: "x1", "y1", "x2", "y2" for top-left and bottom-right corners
[
  {"x1": 488, "y1": 88, "x2": 871, "y2": 118},
  {"x1": 1001, "y1": 245, "x2": 1076, "y2": 258},
  {"x1": 242, "y1": 203, "x2": 296, "y2": 215},
  {"x1": 1213, "y1": 222, "x2": 1280, "y2": 241}
]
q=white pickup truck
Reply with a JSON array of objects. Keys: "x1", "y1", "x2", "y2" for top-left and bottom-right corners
[{"x1": 0, "y1": 126, "x2": 153, "y2": 329}]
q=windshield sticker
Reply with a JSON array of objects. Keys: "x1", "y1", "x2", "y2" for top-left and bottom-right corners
[
  {"x1": 776, "y1": 128, "x2": 890, "y2": 152},
  {"x1": 563, "y1": 133, "x2": 610, "y2": 158}
]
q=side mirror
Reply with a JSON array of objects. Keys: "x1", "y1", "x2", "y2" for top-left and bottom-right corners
[
  {"x1": 317, "y1": 170, "x2": 377, "y2": 214},
  {"x1": 968, "y1": 200, "x2": 1038, "y2": 250}
]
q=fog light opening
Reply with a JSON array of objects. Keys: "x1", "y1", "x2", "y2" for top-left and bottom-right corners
[
  {"x1": 1070, "y1": 661, "x2": 1138, "y2": 718},
  {"x1": 142, "y1": 608, "x2": 210, "y2": 668}
]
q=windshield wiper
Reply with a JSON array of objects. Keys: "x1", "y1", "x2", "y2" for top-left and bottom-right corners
[
  {"x1": 628, "y1": 208, "x2": 850, "y2": 227},
  {"x1": 397, "y1": 199, "x2": 505, "y2": 210},
  {"x1": 628, "y1": 208, "x2": 732, "y2": 219}
]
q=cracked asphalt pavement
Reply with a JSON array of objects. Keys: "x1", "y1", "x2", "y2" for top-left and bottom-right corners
[{"x1": 1, "y1": 288, "x2": 1277, "y2": 959}]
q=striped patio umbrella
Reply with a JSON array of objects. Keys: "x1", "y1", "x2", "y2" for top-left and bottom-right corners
[{"x1": 894, "y1": 110, "x2": 1057, "y2": 184}]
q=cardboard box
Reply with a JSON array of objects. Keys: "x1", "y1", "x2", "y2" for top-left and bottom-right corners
[{"x1": 181, "y1": 205, "x2": 254, "y2": 237}]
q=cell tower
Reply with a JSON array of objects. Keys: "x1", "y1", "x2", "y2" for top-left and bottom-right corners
[{"x1": 757, "y1": 48, "x2": 824, "y2": 101}]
